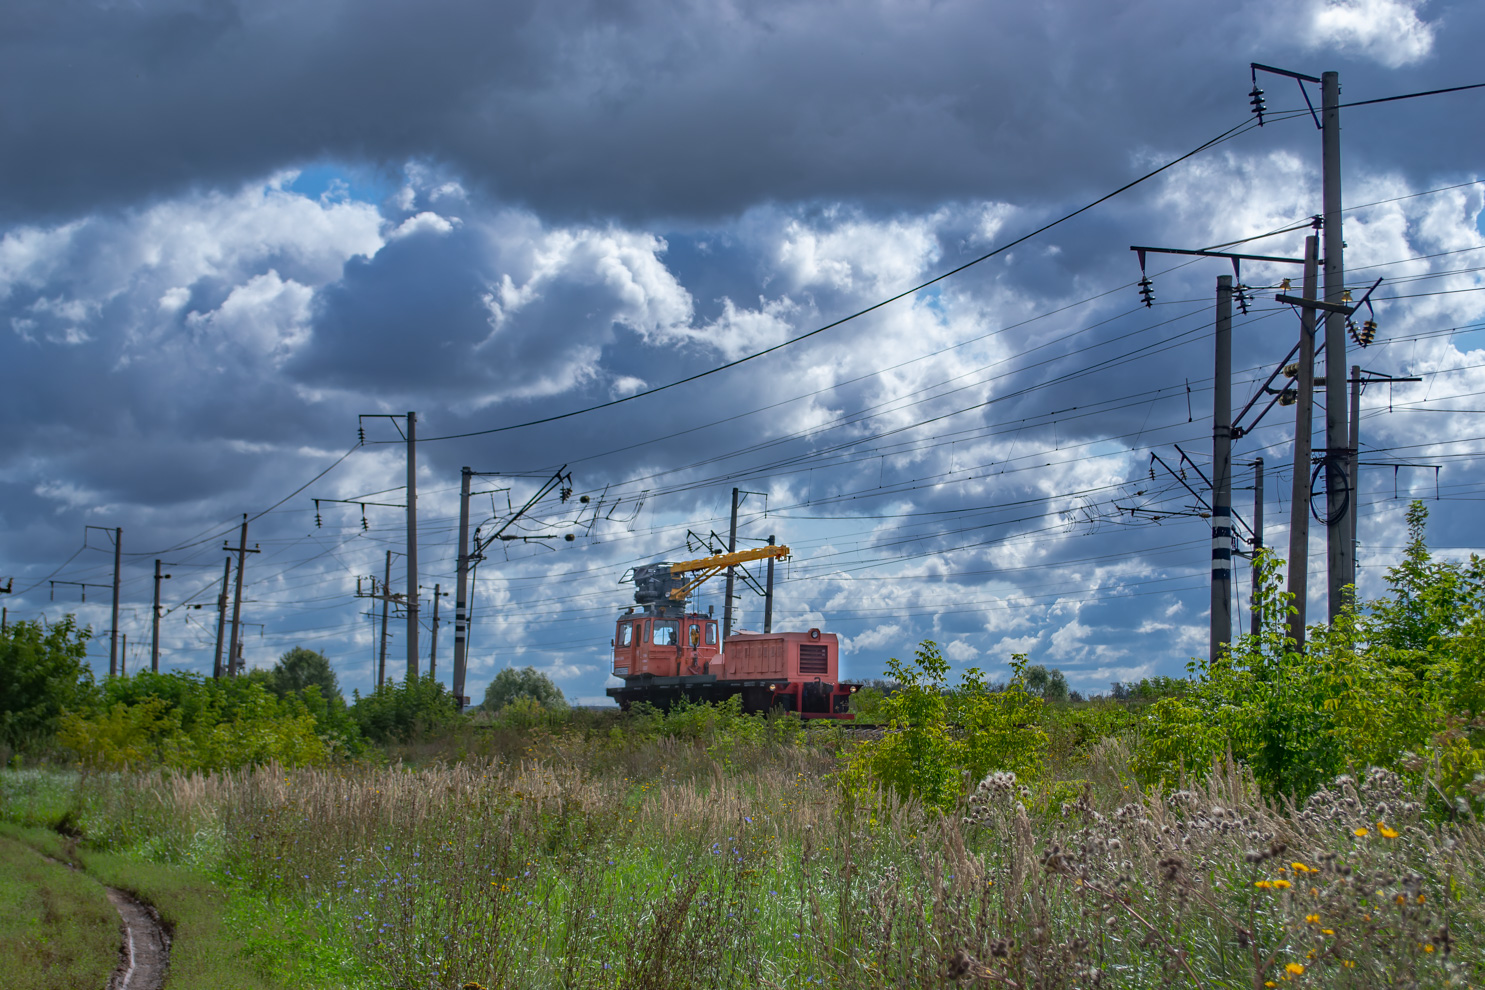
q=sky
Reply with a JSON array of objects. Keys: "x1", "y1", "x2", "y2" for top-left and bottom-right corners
[{"x1": 3, "y1": 0, "x2": 1483, "y2": 705}]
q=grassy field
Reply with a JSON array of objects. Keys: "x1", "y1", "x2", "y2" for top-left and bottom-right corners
[
  {"x1": 4, "y1": 725, "x2": 1482, "y2": 990},
  {"x1": 0, "y1": 829, "x2": 117, "y2": 990}
]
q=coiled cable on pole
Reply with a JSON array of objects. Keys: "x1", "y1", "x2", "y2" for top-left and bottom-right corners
[{"x1": 1309, "y1": 454, "x2": 1351, "y2": 525}]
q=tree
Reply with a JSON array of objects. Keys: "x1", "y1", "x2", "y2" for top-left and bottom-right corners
[
  {"x1": 481, "y1": 666, "x2": 567, "y2": 713},
  {"x1": 1023, "y1": 664, "x2": 1069, "y2": 703},
  {"x1": 350, "y1": 675, "x2": 459, "y2": 744},
  {"x1": 0, "y1": 616, "x2": 95, "y2": 753},
  {"x1": 267, "y1": 647, "x2": 342, "y2": 704}
]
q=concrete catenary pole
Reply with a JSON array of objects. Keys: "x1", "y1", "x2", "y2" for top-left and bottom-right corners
[
  {"x1": 1349, "y1": 364, "x2": 1362, "y2": 566},
  {"x1": 722, "y1": 487, "x2": 740, "y2": 641},
  {"x1": 212, "y1": 557, "x2": 231, "y2": 679},
  {"x1": 1250, "y1": 460, "x2": 1264, "y2": 638},
  {"x1": 151, "y1": 559, "x2": 171, "y2": 673},
  {"x1": 1286, "y1": 235, "x2": 1320, "y2": 648},
  {"x1": 1321, "y1": 70, "x2": 1353, "y2": 618},
  {"x1": 1211, "y1": 276, "x2": 1234, "y2": 662},
  {"x1": 764, "y1": 534, "x2": 776, "y2": 634},
  {"x1": 379, "y1": 549, "x2": 392, "y2": 689},
  {"x1": 452, "y1": 467, "x2": 472, "y2": 709},
  {"x1": 109, "y1": 527, "x2": 122, "y2": 678},
  {"x1": 405, "y1": 411, "x2": 420, "y2": 682}
]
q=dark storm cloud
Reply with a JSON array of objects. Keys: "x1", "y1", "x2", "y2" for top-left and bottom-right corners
[{"x1": 8, "y1": 0, "x2": 1473, "y2": 227}]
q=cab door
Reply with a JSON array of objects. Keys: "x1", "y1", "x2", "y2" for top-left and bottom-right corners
[{"x1": 613, "y1": 618, "x2": 638, "y2": 676}]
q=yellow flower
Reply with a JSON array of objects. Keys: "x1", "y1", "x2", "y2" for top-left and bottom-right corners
[
  {"x1": 1322, "y1": 929, "x2": 1335, "y2": 935},
  {"x1": 1255, "y1": 880, "x2": 1275, "y2": 889},
  {"x1": 1305, "y1": 914, "x2": 1321, "y2": 924},
  {"x1": 1286, "y1": 963, "x2": 1306, "y2": 975},
  {"x1": 1378, "y1": 822, "x2": 1400, "y2": 838},
  {"x1": 1265, "y1": 983, "x2": 1277, "y2": 988},
  {"x1": 1291, "y1": 862, "x2": 1314, "y2": 873},
  {"x1": 1424, "y1": 944, "x2": 1436, "y2": 954},
  {"x1": 1273, "y1": 879, "x2": 1293, "y2": 889},
  {"x1": 1417, "y1": 893, "x2": 1426, "y2": 904},
  {"x1": 1353, "y1": 827, "x2": 1369, "y2": 837},
  {"x1": 1343, "y1": 960, "x2": 1356, "y2": 969}
]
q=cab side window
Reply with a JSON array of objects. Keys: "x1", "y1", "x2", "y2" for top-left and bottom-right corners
[
  {"x1": 618, "y1": 623, "x2": 633, "y2": 647},
  {"x1": 705, "y1": 623, "x2": 717, "y2": 645}
]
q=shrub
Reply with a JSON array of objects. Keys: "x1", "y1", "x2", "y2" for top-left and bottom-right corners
[
  {"x1": 0, "y1": 616, "x2": 95, "y2": 753},
  {"x1": 350, "y1": 675, "x2": 459, "y2": 744},
  {"x1": 849, "y1": 641, "x2": 1048, "y2": 810}
]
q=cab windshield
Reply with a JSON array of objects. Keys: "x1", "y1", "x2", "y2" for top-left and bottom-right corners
[{"x1": 653, "y1": 620, "x2": 679, "y2": 645}]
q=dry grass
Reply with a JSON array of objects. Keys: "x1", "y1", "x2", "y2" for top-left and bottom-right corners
[{"x1": 26, "y1": 729, "x2": 1485, "y2": 989}]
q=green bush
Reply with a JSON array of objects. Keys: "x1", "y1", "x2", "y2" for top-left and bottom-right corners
[
  {"x1": 350, "y1": 675, "x2": 459, "y2": 744},
  {"x1": 848, "y1": 641, "x2": 1048, "y2": 810},
  {"x1": 57, "y1": 677, "x2": 330, "y2": 772},
  {"x1": 0, "y1": 617, "x2": 95, "y2": 753}
]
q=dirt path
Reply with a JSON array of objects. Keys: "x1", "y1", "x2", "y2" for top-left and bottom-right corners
[{"x1": 102, "y1": 885, "x2": 170, "y2": 990}]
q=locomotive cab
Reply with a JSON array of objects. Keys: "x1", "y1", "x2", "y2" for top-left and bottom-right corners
[{"x1": 613, "y1": 610, "x2": 720, "y2": 677}]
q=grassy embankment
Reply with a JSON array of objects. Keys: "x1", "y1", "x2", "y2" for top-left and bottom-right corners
[
  {"x1": 5, "y1": 717, "x2": 1482, "y2": 989},
  {"x1": 0, "y1": 769, "x2": 359, "y2": 989}
]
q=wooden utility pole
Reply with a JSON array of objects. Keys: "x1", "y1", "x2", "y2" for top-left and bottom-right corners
[
  {"x1": 212, "y1": 557, "x2": 231, "y2": 678},
  {"x1": 151, "y1": 559, "x2": 171, "y2": 673},
  {"x1": 1250, "y1": 460, "x2": 1263, "y2": 638},
  {"x1": 110, "y1": 527, "x2": 122, "y2": 677},
  {"x1": 224, "y1": 515, "x2": 260, "y2": 677},
  {"x1": 1286, "y1": 235, "x2": 1320, "y2": 649},
  {"x1": 380, "y1": 550, "x2": 392, "y2": 688}
]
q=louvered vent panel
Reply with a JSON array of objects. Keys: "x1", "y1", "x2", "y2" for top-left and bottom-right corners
[{"x1": 798, "y1": 644, "x2": 828, "y2": 674}]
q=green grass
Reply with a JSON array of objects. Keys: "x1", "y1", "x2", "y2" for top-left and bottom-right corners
[
  {"x1": 1, "y1": 817, "x2": 357, "y2": 990},
  {"x1": 0, "y1": 832, "x2": 117, "y2": 990}
]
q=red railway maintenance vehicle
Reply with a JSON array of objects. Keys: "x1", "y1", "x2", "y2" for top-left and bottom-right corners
[{"x1": 605, "y1": 545, "x2": 858, "y2": 718}]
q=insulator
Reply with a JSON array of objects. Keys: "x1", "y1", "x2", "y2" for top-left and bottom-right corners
[
  {"x1": 1249, "y1": 85, "x2": 1266, "y2": 123},
  {"x1": 1348, "y1": 319, "x2": 1362, "y2": 347},
  {"x1": 361, "y1": 514, "x2": 369, "y2": 531},
  {"x1": 1283, "y1": 363, "x2": 1301, "y2": 379},
  {"x1": 1279, "y1": 389, "x2": 1298, "y2": 407},
  {"x1": 1279, "y1": 278, "x2": 1291, "y2": 292},
  {"x1": 1149, "y1": 467, "x2": 1156, "y2": 481},
  {"x1": 315, "y1": 513, "x2": 322, "y2": 528},
  {"x1": 1235, "y1": 284, "x2": 1252, "y2": 315},
  {"x1": 1341, "y1": 289, "x2": 1353, "y2": 303},
  {"x1": 1360, "y1": 319, "x2": 1377, "y2": 347},
  {"x1": 1138, "y1": 275, "x2": 1155, "y2": 308},
  {"x1": 358, "y1": 426, "x2": 365, "y2": 444},
  {"x1": 565, "y1": 534, "x2": 576, "y2": 542},
  {"x1": 560, "y1": 487, "x2": 573, "y2": 502}
]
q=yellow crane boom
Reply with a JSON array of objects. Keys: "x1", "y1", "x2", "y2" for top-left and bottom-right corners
[{"x1": 665, "y1": 545, "x2": 791, "y2": 601}]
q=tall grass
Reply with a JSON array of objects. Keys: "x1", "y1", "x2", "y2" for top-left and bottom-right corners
[{"x1": 25, "y1": 727, "x2": 1483, "y2": 989}]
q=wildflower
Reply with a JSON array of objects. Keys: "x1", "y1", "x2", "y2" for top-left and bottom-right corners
[
  {"x1": 1255, "y1": 881, "x2": 1275, "y2": 889},
  {"x1": 1322, "y1": 929, "x2": 1334, "y2": 935},
  {"x1": 1378, "y1": 822, "x2": 1400, "y2": 838},
  {"x1": 1353, "y1": 827, "x2": 1369, "y2": 837},
  {"x1": 1273, "y1": 879, "x2": 1292, "y2": 889},
  {"x1": 1305, "y1": 914, "x2": 1320, "y2": 924},
  {"x1": 1291, "y1": 862, "x2": 1314, "y2": 873},
  {"x1": 1286, "y1": 963, "x2": 1305, "y2": 975}
]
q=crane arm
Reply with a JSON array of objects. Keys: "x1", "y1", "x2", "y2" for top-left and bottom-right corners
[{"x1": 666, "y1": 545, "x2": 790, "y2": 601}]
